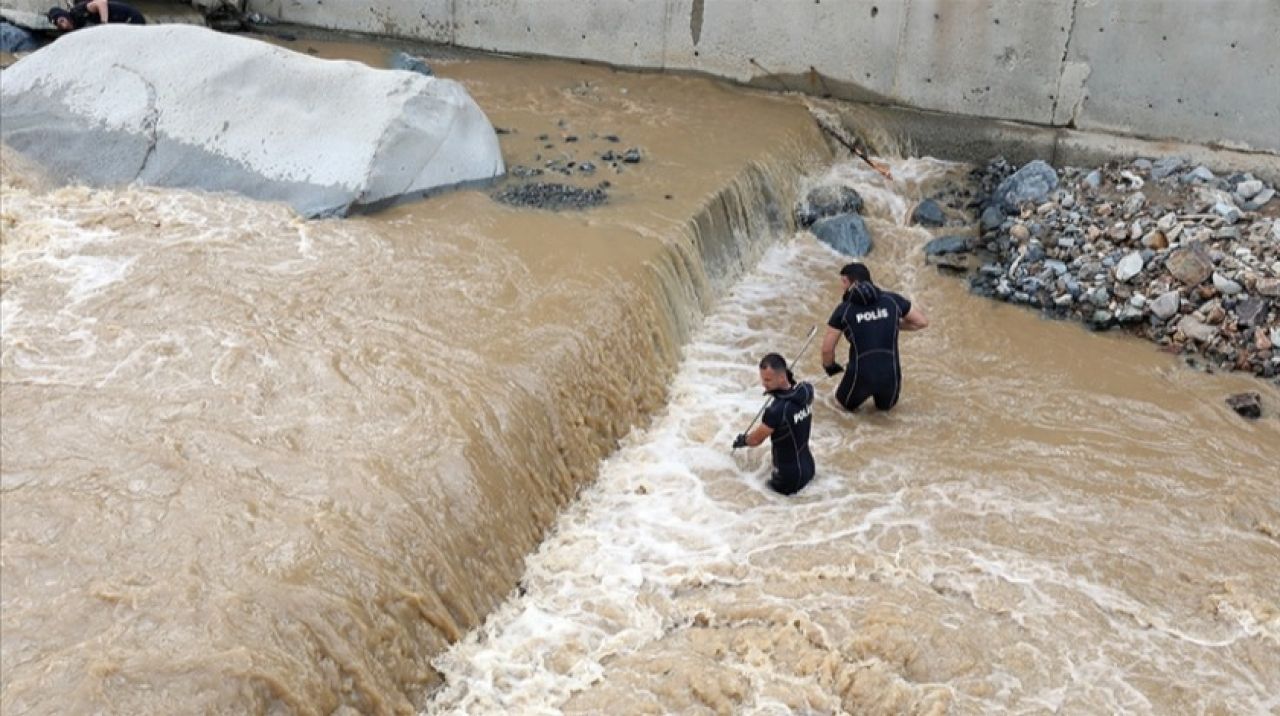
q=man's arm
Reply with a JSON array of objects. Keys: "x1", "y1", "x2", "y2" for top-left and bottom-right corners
[
  {"x1": 744, "y1": 423, "x2": 773, "y2": 447},
  {"x1": 820, "y1": 326, "x2": 842, "y2": 367},
  {"x1": 900, "y1": 306, "x2": 929, "y2": 331},
  {"x1": 87, "y1": 0, "x2": 109, "y2": 23}
]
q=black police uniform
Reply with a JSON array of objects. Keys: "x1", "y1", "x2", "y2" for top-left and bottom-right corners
[
  {"x1": 69, "y1": 1, "x2": 146, "y2": 27},
  {"x1": 760, "y1": 381, "x2": 815, "y2": 495},
  {"x1": 827, "y1": 282, "x2": 912, "y2": 411}
]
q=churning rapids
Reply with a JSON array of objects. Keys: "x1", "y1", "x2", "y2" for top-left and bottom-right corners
[
  {"x1": 2, "y1": 35, "x2": 1277, "y2": 716},
  {"x1": 425, "y1": 159, "x2": 1280, "y2": 715}
]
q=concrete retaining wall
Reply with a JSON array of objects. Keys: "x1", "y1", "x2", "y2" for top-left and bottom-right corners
[{"x1": 240, "y1": 0, "x2": 1280, "y2": 156}]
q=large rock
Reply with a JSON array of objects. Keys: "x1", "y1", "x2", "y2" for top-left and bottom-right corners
[
  {"x1": 910, "y1": 199, "x2": 945, "y2": 227},
  {"x1": 810, "y1": 213, "x2": 872, "y2": 257},
  {"x1": 993, "y1": 160, "x2": 1059, "y2": 213},
  {"x1": 923, "y1": 235, "x2": 969, "y2": 256},
  {"x1": 0, "y1": 25, "x2": 504, "y2": 217},
  {"x1": 795, "y1": 184, "x2": 862, "y2": 228}
]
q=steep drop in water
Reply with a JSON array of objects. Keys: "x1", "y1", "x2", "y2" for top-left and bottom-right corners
[
  {"x1": 0, "y1": 44, "x2": 826, "y2": 713},
  {"x1": 427, "y1": 160, "x2": 1280, "y2": 715}
]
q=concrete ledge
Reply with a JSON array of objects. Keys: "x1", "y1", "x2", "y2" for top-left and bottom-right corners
[
  {"x1": 241, "y1": 0, "x2": 1280, "y2": 155},
  {"x1": 816, "y1": 100, "x2": 1280, "y2": 184}
]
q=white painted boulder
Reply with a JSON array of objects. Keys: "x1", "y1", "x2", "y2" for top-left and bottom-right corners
[{"x1": 0, "y1": 25, "x2": 504, "y2": 216}]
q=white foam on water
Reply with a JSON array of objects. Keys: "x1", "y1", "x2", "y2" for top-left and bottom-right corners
[
  {"x1": 427, "y1": 237, "x2": 838, "y2": 714},
  {"x1": 427, "y1": 157, "x2": 1277, "y2": 715}
]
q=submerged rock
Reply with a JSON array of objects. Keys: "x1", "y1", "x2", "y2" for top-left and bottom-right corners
[
  {"x1": 0, "y1": 25, "x2": 504, "y2": 217},
  {"x1": 1225, "y1": 392, "x2": 1262, "y2": 419}
]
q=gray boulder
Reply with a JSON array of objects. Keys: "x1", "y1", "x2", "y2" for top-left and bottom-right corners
[
  {"x1": 795, "y1": 184, "x2": 863, "y2": 227},
  {"x1": 923, "y1": 235, "x2": 968, "y2": 256},
  {"x1": 811, "y1": 213, "x2": 873, "y2": 257},
  {"x1": 910, "y1": 199, "x2": 945, "y2": 227},
  {"x1": 980, "y1": 205, "x2": 1004, "y2": 231},
  {"x1": 994, "y1": 160, "x2": 1059, "y2": 213},
  {"x1": 0, "y1": 25, "x2": 504, "y2": 217}
]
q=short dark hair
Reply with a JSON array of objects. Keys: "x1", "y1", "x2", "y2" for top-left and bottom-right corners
[
  {"x1": 47, "y1": 7, "x2": 72, "y2": 22},
  {"x1": 840, "y1": 262, "x2": 872, "y2": 283},
  {"x1": 758, "y1": 352, "x2": 788, "y2": 372}
]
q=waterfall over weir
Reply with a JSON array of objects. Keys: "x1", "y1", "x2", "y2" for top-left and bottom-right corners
[
  {"x1": 4, "y1": 35, "x2": 1277, "y2": 716},
  {"x1": 0, "y1": 45, "x2": 830, "y2": 713}
]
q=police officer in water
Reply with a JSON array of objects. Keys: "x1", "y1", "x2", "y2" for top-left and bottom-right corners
[
  {"x1": 821, "y1": 262, "x2": 928, "y2": 412},
  {"x1": 733, "y1": 353, "x2": 816, "y2": 495}
]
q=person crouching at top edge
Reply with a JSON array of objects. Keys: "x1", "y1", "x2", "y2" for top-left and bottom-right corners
[
  {"x1": 47, "y1": 1, "x2": 146, "y2": 32},
  {"x1": 821, "y1": 262, "x2": 929, "y2": 412},
  {"x1": 733, "y1": 353, "x2": 816, "y2": 495}
]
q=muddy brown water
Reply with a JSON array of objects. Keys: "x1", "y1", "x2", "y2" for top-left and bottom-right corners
[{"x1": 2, "y1": 36, "x2": 1277, "y2": 716}]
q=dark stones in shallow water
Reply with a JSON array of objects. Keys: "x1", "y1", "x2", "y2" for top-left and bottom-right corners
[
  {"x1": 810, "y1": 213, "x2": 872, "y2": 257},
  {"x1": 923, "y1": 235, "x2": 969, "y2": 256},
  {"x1": 795, "y1": 185, "x2": 863, "y2": 228},
  {"x1": 911, "y1": 199, "x2": 945, "y2": 227},
  {"x1": 980, "y1": 205, "x2": 1005, "y2": 231},
  {"x1": 1226, "y1": 392, "x2": 1261, "y2": 419},
  {"x1": 492, "y1": 182, "x2": 608, "y2": 210}
]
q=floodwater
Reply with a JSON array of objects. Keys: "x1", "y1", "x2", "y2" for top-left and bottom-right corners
[
  {"x1": 2, "y1": 33, "x2": 1278, "y2": 716},
  {"x1": 0, "y1": 37, "x2": 821, "y2": 714},
  {"x1": 427, "y1": 161, "x2": 1280, "y2": 715}
]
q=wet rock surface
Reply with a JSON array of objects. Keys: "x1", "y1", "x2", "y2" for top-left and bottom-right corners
[
  {"x1": 811, "y1": 213, "x2": 873, "y2": 257},
  {"x1": 795, "y1": 185, "x2": 863, "y2": 228},
  {"x1": 792, "y1": 183, "x2": 874, "y2": 257},
  {"x1": 937, "y1": 156, "x2": 1280, "y2": 384},
  {"x1": 1226, "y1": 391, "x2": 1263, "y2": 419}
]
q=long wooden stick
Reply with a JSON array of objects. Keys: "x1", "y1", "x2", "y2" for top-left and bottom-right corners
[{"x1": 814, "y1": 116, "x2": 894, "y2": 181}]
